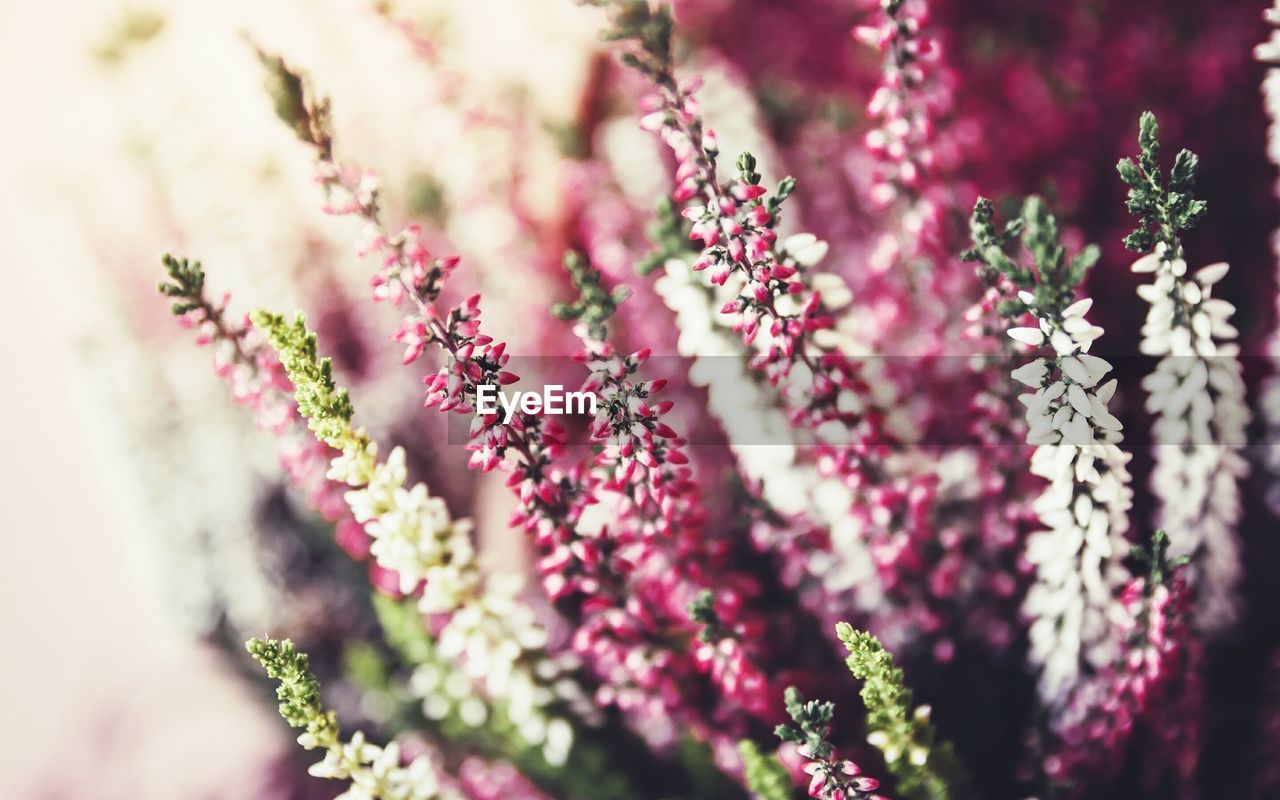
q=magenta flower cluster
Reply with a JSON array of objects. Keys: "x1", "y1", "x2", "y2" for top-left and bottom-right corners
[{"x1": 155, "y1": 1, "x2": 1280, "y2": 799}]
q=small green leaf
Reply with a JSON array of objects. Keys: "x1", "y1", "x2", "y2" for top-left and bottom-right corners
[
  {"x1": 552, "y1": 251, "x2": 629, "y2": 340},
  {"x1": 1169, "y1": 149, "x2": 1198, "y2": 192},
  {"x1": 1117, "y1": 157, "x2": 1143, "y2": 188},
  {"x1": 1068, "y1": 245, "x2": 1100, "y2": 284},
  {"x1": 1138, "y1": 110, "x2": 1161, "y2": 177}
]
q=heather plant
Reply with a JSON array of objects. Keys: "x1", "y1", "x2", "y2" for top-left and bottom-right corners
[
  {"x1": 144, "y1": 2, "x2": 1280, "y2": 799},
  {"x1": 837, "y1": 623, "x2": 966, "y2": 800},
  {"x1": 963, "y1": 195, "x2": 1132, "y2": 714},
  {"x1": 248, "y1": 636, "x2": 462, "y2": 800},
  {"x1": 1119, "y1": 112, "x2": 1249, "y2": 632}
]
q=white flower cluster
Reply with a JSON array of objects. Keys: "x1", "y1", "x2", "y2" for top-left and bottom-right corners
[
  {"x1": 330, "y1": 439, "x2": 585, "y2": 764},
  {"x1": 654, "y1": 248, "x2": 883, "y2": 616},
  {"x1": 307, "y1": 731, "x2": 459, "y2": 800},
  {"x1": 1132, "y1": 247, "x2": 1249, "y2": 630},
  {"x1": 336, "y1": 444, "x2": 480, "y2": 611},
  {"x1": 1008, "y1": 296, "x2": 1134, "y2": 710},
  {"x1": 1254, "y1": 11, "x2": 1280, "y2": 519},
  {"x1": 405, "y1": 591, "x2": 586, "y2": 766},
  {"x1": 434, "y1": 579, "x2": 587, "y2": 766},
  {"x1": 656, "y1": 233, "x2": 955, "y2": 655},
  {"x1": 1256, "y1": 5, "x2": 1280, "y2": 166}
]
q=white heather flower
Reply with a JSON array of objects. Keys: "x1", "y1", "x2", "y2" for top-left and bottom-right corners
[
  {"x1": 1012, "y1": 296, "x2": 1133, "y2": 712},
  {"x1": 319, "y1": 734, "x2": 454, "y2": 800},
  {"x1": 655, "y1": 259, "x2": 884, "y2": 613},
  {"x1": 254, "y1": 314, "x2": 587, "y2": 764},
  {"x1": 1261, "y1": 18, "x2": 1280, "y2": 171},
  {"x1": 431, "y1": 578, "x2": 591, "y2": 766},
  {"x1": 782, "y1": 232, "x2": 831, "y2": 268},
  {"x1": 811, "y1": 272, "x2": 854, "y2": 310},
  {"x1": 1009, "y1": 327, "x2": 1046, "y2": 347},
  {"x1": 330, "y1": 439, "x2": 586, "y2": 760},
  {"x1": 303, "y1": 728, "x2": 457, "y2": 800},
  {"x1": 1134, "y1": 247, "x2": 1249, "y2": 630},
  {"x1": 342, "y1": 446, "x2": 480, "y2": 599},
  {"x1": 1252, "y1": 17, "x2": 1280, "y2": 556},
  {"x1": 328, "y1": 431, "x2": 379, "y2": 485},
  {"x1": 1256, "y1": 9, "x2": 1280, "y2": 522}
]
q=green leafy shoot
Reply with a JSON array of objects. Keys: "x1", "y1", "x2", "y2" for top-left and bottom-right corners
[
  {"x1": 252, "y1": 45, "x2": 333, "y2": 159},
  {"x1": 688, "y1": 590, "x2": 730, "y2": 643},
  {"x1": 159, "y1": 254, "x2": 261, "y2": 368},
  {"x1": 775, "y1": 687, "x2": 881, "y2": 799},
  {"x1": 1117, "y1": 111, "x2": 1207, "y2": 256},
  {"x1": 250, "y1": 310, "x2": 355, "y2": 448},
  {"x1": 737, "y1": 151, "x2": 796, "y2": 221},
  {"x1": 551, "y1": 251, "x2": 631, "y2": 340},
  {"x1": 590, "y1": 0, "x2": 675, "y2": 82},
  {"x1": 775, "y1": 685, "x2": 836, "y2": 759},
  {"x1": 962, "y1": 196, "x2": 1099, "y2": 320},
  {"x1": 157, "y1": 253, "x2": 208, "y2": 316},
  {"x1": 248, "y1": 636, "x2": 454, "y2": 799},
  {"x1": 1122, "y1": 530, "x2": 1193, "y2": 683},
  {"x1": 246, "y1": 637, "x2": 340, "y2": 750},
  {"x1": 636, "y1": 197, "x2": 697, "y2": 275},
  {"x1": 837, "y1": 623, "x2": 967, "y2": 800},
  {"x1": 1131, "y1": 529, "x2": 1191, "y2": 592}
]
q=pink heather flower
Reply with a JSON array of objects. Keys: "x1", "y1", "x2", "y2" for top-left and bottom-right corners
[
  {"x1": 391, "y1": 318, "x2": 430, "y2": 364},
  {"x1": 635, "y1": 59, "x2": 919, "y2": 650},
  {"x1": 934, "y1": 277, "x2": 1039, "y2": 653},
  {"x1": 165, "y1": 274, "x2": 383, "y2": 586},
  {"x1": 633, "y1": 63, "x2": 916, "y2": 719},
  {"x1": 156, "y1": 6, "x2": 1280, "y2": 797},
  {"x1": 790, "y1": 742, "x2": 884, "y2": 800},
  {"x1": 456, "y1": 757, "x2": 552, "y2": 800},
  {"x1": 310, "y1": 145, "x2": 731, "y2": 746},
  {"x1": 573, "y1": 327, "x2": 773, "y2": 722},
  {"x1": 1048, "y1": 559, "x2": 1199, "y2": 795}
]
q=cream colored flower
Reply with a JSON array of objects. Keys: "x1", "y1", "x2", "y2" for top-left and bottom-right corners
[{"x1": 1133, "y1": 248, "x2": 1249, "y2": 630}]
